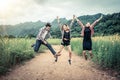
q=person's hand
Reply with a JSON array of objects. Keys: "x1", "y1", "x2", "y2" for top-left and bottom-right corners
[
  {"x1": 63, "y1": 38, "x2": 68, "y2": 41},
  {"x1": 43, "y1": 41, "x2": 47, "y2": 44},
  {"x1": 96, "y1": 15, "x2": 103, "y2": 22},
  {"x1": 57, "y1": 16, "x2": 59, "y2": 20},
  {"x1": 57, "y1": 16, "x2": 60, "y2": 23},
  {"x1": 73, "y1": 15, "x2": 75, "y2": 20},
  {"x1": 73, "y1": 15, "x2": 77, "y2": 19},
  {"x1": 99, "y1": 15, "x2": 103, "y2": 20}
]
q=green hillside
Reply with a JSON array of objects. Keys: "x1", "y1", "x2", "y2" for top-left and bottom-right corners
[{"x1": 0, "y1": 12, "x2": 120, "y2": 38}]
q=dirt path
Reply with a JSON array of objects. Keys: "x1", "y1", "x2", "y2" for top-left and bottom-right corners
[{"x1": 0, "y1": 45, "x2": 117, "y2": 80}]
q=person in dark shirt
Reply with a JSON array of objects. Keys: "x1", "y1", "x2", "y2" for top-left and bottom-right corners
[
  {"x1": 56, "y1": 15, "x2": 75, "y2": 64},
  {"x1": 75, "y1": 15, "x2": 103, "y2": 60}
]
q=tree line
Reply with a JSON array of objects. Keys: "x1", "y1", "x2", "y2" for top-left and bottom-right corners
[{"x1": 0, "y1": 12, "x2": 120, "y2": 38}]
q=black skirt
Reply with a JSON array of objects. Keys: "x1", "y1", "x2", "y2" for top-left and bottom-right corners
[
  {"x1": 83, "y1": 39, "x2": 92, "y2": 50},
  {"x1": 61, "y1": 40, "x2": 70, "y2": 46}
]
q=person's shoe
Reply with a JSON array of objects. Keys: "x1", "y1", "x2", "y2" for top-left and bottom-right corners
[
  {"x1": 56, "y1": 53, "x2": 61, "y2": 56},
  {"x1": 31, "y1": 44, "x2": 35, "y2": 47},
  {"x1": 68, "y1": 59, "x2": 71, "y2": 65},
  {"x1": 90, "y1": 54, "x2": 93, "y2": 59},
  {"x1": 84, "y1": 55, "x2": 87, "y2": 60},
  {"x1": 55, "y1": 56, "x2": 58, "y2": 62}
]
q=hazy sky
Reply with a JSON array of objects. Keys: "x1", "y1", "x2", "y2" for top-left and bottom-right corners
[{"x1": 0, "y1": 0, "x2": 120, "y2": 25}]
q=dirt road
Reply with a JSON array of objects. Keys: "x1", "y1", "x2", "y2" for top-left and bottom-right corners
[{"x1": 0, "y1": 45, "x2": 116, "y2": 80}]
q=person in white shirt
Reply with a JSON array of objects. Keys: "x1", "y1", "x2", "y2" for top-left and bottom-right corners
[{"x1": 32, "y1": 23, "x2": 60, "y2": 62}]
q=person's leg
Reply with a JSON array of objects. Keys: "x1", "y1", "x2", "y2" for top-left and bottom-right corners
[
  {"x1": 83, "y1": 50, "x2": 87, "y2": 60},
  {"x1": 44, "y1": 42, "x2": 56, "y2": 55},
  {"x1": 44, "y1": 42, "x2": 60, "y2": 62},
  {"x1": 66, "y1": 45, "x2": 72, "y2": 65},
  {"x1": 88, "y1": 50, "x2": 93, "y2": 59},
  {"x1": 66, "y1": 45, "x2": 72, "y2": 60},
  {"x1": 34, "y1": 40, "x2": 42, "y2": 52},
  {"x1": 57, "y1": 45, "x2": 64, "y2": 55}
]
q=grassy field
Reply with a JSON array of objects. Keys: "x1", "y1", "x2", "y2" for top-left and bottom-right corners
[
  {"x1": 71, "y1": 35, "x2": 120, "y2": 70},
  {"x1": 49, "y1": 35, "x2": 120, "y2": 71},
  {"x1": 0, "y1": 38, "x2": 46, "y2": 75},
  {"x1": 0, "y1": 35, "x2": 120, "y2": 75}
]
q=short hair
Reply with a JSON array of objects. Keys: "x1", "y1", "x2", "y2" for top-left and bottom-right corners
[{"x1": 45, "y1": 23, "x2": 51, "y2": 27}]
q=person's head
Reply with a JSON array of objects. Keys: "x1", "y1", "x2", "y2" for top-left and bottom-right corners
[
  {"x1": 62, "y1": 24, "x2": 70, "y2": 31},
  {"x1": 85, "y1": 22, "x2": 91, "y2": 27},
  {"x1": 45, "y1": 23, "x2": 51, "y2": 31}
]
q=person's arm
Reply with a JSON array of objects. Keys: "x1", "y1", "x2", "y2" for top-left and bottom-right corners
[
  {"x1": 75, "y1": 15, "x2": 85, "y2": 28},
  {"x1": 37, "y1": 27, "x2": 47, "y2": 44},
  {"x1": 57, "y1": 16, "x2": 63, "y2": 32},
  {"x1": 69, "y1": 15, "x2": 75, "y2": 28},
  {"x1": 90, "y1": 15, "x2": 103, "y2": 28}
]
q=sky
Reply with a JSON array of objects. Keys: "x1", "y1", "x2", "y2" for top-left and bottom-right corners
[{"x1": 0, "y1": 0, "x2": 120, "y2": 25}]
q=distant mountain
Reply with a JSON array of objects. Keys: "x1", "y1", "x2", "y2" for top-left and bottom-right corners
[
  {"x1": 51, "y1": 18, "x2": 68, "y2": 27},
  {"x1": 0, "y1": 12, "x2": 120, "y2": 38},
  {"x1": 0, "y1": 20, "x2": 45, "y2": 37}
]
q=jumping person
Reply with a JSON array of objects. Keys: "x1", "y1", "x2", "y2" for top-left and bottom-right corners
[
  {"x1": 32, "y1": 23, "x2": 60, "y2": 62},
  {"x1": 56, "y1": 15, "x2": 75, "y2": 64},
  {"x1": 75, "y1": 15, "x2": 103, "y2": 60}
]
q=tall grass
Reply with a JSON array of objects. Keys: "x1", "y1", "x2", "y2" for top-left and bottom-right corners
[
  {"x1": 48, "y1": 38, "x2": 61, "y2": 45},
  {"x1": 71, "y1": 35, "x2": 120, "y2": 70},
  {"x1": 0, "y1": 38, "x2": 46, "y2": 75}
]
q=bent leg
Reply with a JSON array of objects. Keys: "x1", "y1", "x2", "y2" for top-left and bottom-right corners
[
  {"x1": 88, "y1": 50, "x2": 93, "y2": 59},
  {"x1": 67, "y1": 45, "x2": 72, "y2": 60},
  {"x1": 58, "y1": 45, "x2": 64, "y2": 54},
  {"x1": 83, "y1": 50, "x2": 87, "y2": 60},
  {"x1": 34, "y1": 40, "x2": 42, "y2": 52}
]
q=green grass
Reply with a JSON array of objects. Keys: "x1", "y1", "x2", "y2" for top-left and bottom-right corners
[
  {"x1": 47, "y1": 38, "x2": 61, "y2": 45},
  {"x1": 0, "y1": 35, "x2": 120, "y2": 75},
  {"x1": 71, "y1": 35, "x2": 120, "y2": 70},
  {"x1": 0, "y1": 38, "x2": 46, "y2": 75}
]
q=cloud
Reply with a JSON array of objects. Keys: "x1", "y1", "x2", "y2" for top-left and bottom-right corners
[{"x1": 0, "y1": 0, "x2": 120, "y2": 25}]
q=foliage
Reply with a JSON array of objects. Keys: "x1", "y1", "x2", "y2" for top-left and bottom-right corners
[
  {"x1": 0, "y1": 38, "x2": 46, "y2": 75},
  {"x1": 71, "y1": 35, "x2": 120, "y2": 70},
  {"x1": 0, "y1": 13, "x2": 120, "y2": 38}
]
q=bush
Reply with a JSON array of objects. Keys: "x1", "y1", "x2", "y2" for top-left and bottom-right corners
[
  {"x1": 0, "y1": 38, "x2": 45, "y2": 75},
  {"x1": 71, "y1": 35, "x2": 120, "y2": 70}
]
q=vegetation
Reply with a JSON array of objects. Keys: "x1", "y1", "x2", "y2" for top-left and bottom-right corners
[
  {"x1": 0, "y1": 12, "x2": 120, "y2": 38},
  {"x1": 0, "y1": 38, "x2": 46, "y2": 75},
  {"x1": 0, "y1": 35, "x2": 120, "y2": 75},
  {"x1": 71, "y1": 35, "x2": 120, "y2": 70},
  {"x1": 0, "y1": 12, "x2": 120, "y2": 75}
]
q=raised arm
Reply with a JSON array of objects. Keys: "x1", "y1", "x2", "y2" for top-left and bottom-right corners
[
  {"x1": 90, "y1": 15, "x2": 103, "y2": 28},
  {"x1": 57, "y1": 16, "x2": 62, "y2": 30},
  {"x1": 69, "y1": 15, "x2": 75, "y2": 28},
  {"x1": 75, "y1": 15, "x2": 85, "y2": 28}
]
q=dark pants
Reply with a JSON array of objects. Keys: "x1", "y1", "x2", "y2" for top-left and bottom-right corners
[{"x1": 34, "y1": 40, "x2": 56, "y2": 55}]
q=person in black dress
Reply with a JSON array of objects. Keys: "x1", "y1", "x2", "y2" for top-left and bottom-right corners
[
  {"x1": 75, "y1": 15, "x2": 103, "y2": 60},
  {"x1": 56, "y1": 15, "x2": 75, "y2": 64}
]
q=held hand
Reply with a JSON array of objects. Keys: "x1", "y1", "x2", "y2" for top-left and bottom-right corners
[
  {"x1": 73, "y1": 15, "x2": 75, "y2": 20},
  {"x1": 57, "y1": 16, "x2": 60, "y2": 23},
  {"x1": 74, "y1": 15, "x2": 79, "y2": 21},
  {"x1": 74, "y1": 15, "x2": 77, "y2": 19},
  {"x1": 57, "y1": 16, "x2": 59, "y2": 20}
]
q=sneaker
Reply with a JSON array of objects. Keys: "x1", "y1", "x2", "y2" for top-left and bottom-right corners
[
  {"x1": 31, "y1": 44, "x2": 35, "y2": 47},
  {"x1": 68, "y1": 60, "x2": 71, "y2": 65},
  {"x1": 55, "y1": 56, "x2": 58, "y2": 62}
]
